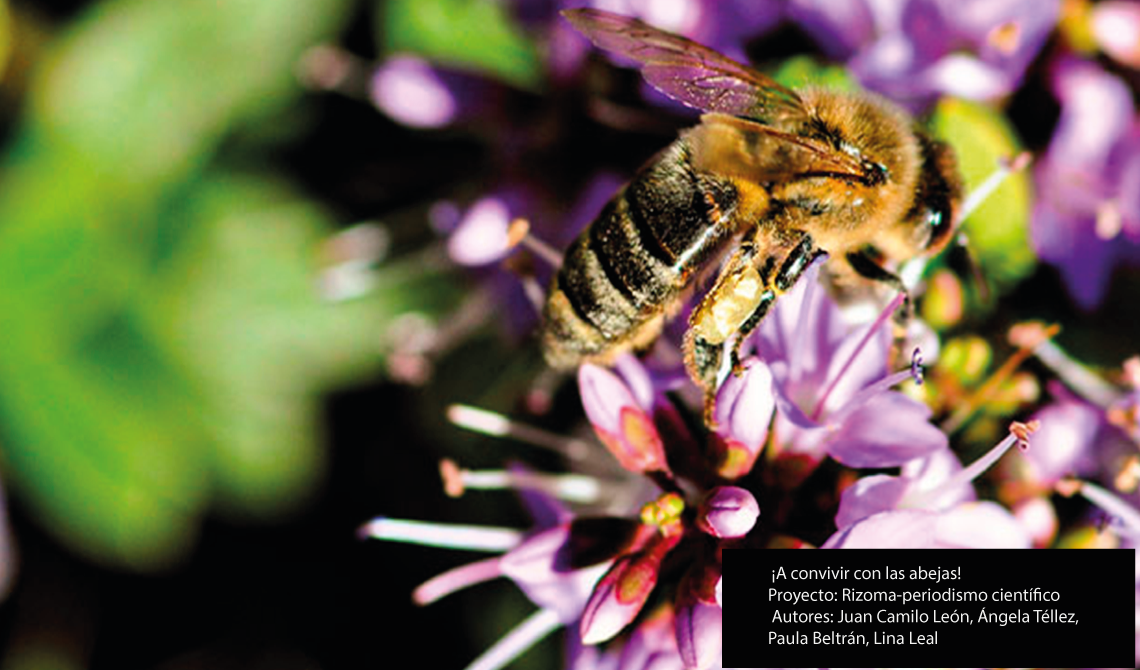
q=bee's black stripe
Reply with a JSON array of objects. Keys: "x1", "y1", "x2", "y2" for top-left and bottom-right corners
[
  {"x1": 628, "y1": 142, "x2": 737, "y2": 280},
  {"x1": 550, "y1": 139, "x2": 739, "y2": 345},
  {"x1": 588, "y1": 201, "x2": 642, "y2": 308},
  {"x1": 624, "y1": 176, "x2": 679, "y2": 268},
  {"x1": 554, "y1": 265, "x2": 595, "y2": 333},
  {"x1": 589, "y1": 197, "x2": 677, "y2": 312},
  {"x1": 628, "y1": 146, "x2": 695, "y2": 267},
  {"x1": 557, "y1": 234, "x2": 638, "y2": 338}
]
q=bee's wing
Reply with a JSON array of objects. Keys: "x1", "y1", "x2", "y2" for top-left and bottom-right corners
[
  {"x1": 563, "y1": 8, "x2": 804, "y2": 124},
  {"x1": 689, "y1": 114, "x2": 878, "y2": 185}
]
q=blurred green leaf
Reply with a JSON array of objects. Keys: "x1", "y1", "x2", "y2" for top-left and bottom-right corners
[
  {"x1": 381, "y1": 0, "x2": 541, "y2": 89},
  {"x1": 0, "y1": 0, "x2": 359, "y2": 570},
  {"x1": 0, "y1": 0, "x2": 355, "y2": 337},
  {"x1": 930, "y1": 98, "x2": 1035, "y2": 295},
  {"x1": 772, "y1": 56, "x2": 856, "y2": 92},
  {"x1": 0, "y1": 162, "x2": 459, "y2": 566},
  {"x1": 30, "y1": 0, "x2": 352, "y2": 186},
  {"x1": 0, "y1": 309, "x2": 210, "y2": 569},
  {"x1": 141, "y1": 173, "x2": 458, "y2": 515}
]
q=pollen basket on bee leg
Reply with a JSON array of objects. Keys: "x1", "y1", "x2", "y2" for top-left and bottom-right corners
[{"x1": 691, "y1": 265, "x2": 764, "y2": 344}]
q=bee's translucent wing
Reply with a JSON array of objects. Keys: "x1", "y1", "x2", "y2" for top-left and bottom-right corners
[
  {"x1": 689, "y1": 114, "x2": 882, "y2": 185},
  {"x1": 563, "y1": 8, "x2": 805, "y2": 124}
]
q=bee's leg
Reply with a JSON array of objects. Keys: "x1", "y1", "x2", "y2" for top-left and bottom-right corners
[
  {"x1": 845, "y1": 250, "x2": 911, "y2": 322},
  {"x1": 774, "y1": 234, "x2": 822, "y2": 292},
  {"x1": 844, "y1": 250, "x2": 915, "y2": 369},
  {"x1": 685, "y1": 233, "x2": 824, "y2": 425},
  {"x1": 685, "y1": 331, "x2": 725, "y2": 400},
  {"x1": 728, "y1": 290, "x2": 775, "y2": 374},
  {"x1": 727, "y1": 233, "x2": 823, "y2": 374},
  {"x1": 684, "y1": 243, "x2": 760, "y2": 423}
]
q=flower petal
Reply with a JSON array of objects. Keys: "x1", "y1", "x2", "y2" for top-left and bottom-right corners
[
  {"x1": 823, "y1": 510, "x2": 938, "y2": 548},
  {"x1": 1092, "y1": 0, "x2": 1140, "y2": 68},
  {"x1": 934, "y1": 501, "x2": 1032, "y2": 548},
  {"x1": 834, "y1": 474, "x2": 908, "y2": 528},
  {"x1": 675, "y1": 599, "x2": 722, "y2": 670},
  {"x1": 499, "y1": 525, "x2": 611, "y2": 623},
  {"x1": 827, "y1": 392, "x2": 948, "y2": 468},
  {"x1": 698, "y1": 486, "x2": 760, "y2": 539},
  {"x1": 447, "y1": 196, "x2": 513, "y2": 266},
  {"x1": 579, "y1": 364, "x2": 639, "y2": 434},
  {"x1": 714, "y1": 358, "x2": 775, "y2": 450},
  {"x1": 1023, "y1": 398, "x2": 1101, "y2": 485}
]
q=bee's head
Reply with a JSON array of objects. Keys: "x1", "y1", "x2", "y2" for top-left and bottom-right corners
[{"x1": 909, "y1": 132, "x2": 963, "y2": 255}]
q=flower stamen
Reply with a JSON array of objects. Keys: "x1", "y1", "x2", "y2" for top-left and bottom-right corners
[
  {"x1": 1018, "y1": 325, "x2": 1121, "y2": 408},
  {"x1": 904, "y1": 420, "x2": 1036, "y2": 508},
  {"x1": 414, "y1": 556, "x2": 504, "y2": 605},
  {"x1": 439, "y1": 458, "x2": 604, "y2": 503},
  {"x1": 811, "y1": 291, "x2": 906, "y2": 420},
  {"x1": 462, "y1": 608, "x2": 564, "y2": 670},
  {"x1": 520, "y1": 273, "x2": 548, "y2": 317},
  {"x1": 911, "y1": 347, "x2": 925, "y2": 385},
  {"x1": 1010, "y1": 419, "x2": 1041, "y2": 452},
  {"x1": 1114, "y1": 455, "x2": 1140, "y2": 494},
  {"x1": 941, "y1": 322, "x2": 1059, "y2": 434},
  {"x1": 1057, "y1": 477, "x2": 1140, "y2": 538},
  {"x1": 359, "y1": 517, "x2": 523, "y2": 551},
  {"x1": 507, "y1": 217, "x2": 565, "y2": 269},
  {"x1": 447, "y1": 404, "x2": 593, "y2": 461},
  {"x1": 957, "y1": 151, "x2": 1032, "y2": 224}
]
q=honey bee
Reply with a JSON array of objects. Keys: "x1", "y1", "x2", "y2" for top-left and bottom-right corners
[{"x1": 541, "y1": 9, "x2": 962, "y2": 416}]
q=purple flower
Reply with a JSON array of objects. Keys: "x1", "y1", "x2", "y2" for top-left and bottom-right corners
[
  {"x1": 363, "y1": 509, "x2": 666, "y2": 670},
  {"x1": 369, "y1": 55, "x2": 496, "y2": 129},
  {"x1": 711, "y1": 357, "x2": 776, "y2": 479},
  {"x1": 1013, "y1": 347, "x2": 1140, "y2": 487},
  {"x1": 743, "y1": 263, "x2": 946, "y2": 476},
  {"x1": 445, "y1": 195, "x2": 519, "y2": 267},
  {"x1": 786, "y1": 0, "x2": 877, "y2": 60},
  {"x1": 569, "y1": 603, "x2": 681, "y2": 670},
  {"x1": 1018, "y1": 385, "x2": 1101, "y2": 486},
  {"x1": 833, "y1": 448, "x2": 972, "y2": 529},
  {"x1": 674, "y1": 598, "x2": 721, "y2": 670},
  {"x1": 1031, "y1": 57, "x2": 1140, "y2": 309},
  {"x1": 578, "y1": 357, "x2": 671, "y2": 476},
  {"x1": 1086, "y1": 0, "x2": 1140, "y2": 69},
  {"x1": 790, "y1": 0, "x2": 1060, "y2": 107},
  {"x1": 825, "y1": 422, "x2": 1038, "y2": 548},
  {"x1": 1011, "y1": 495, "x2": 1058, "y2": 548},
  {"x1": 355, "y1": 7, "x2": 1140, "y2": 667},
  {"x1": 580, "y1": 522, "x2": 680, "y2": 644},
  {"x1": 696, "y1": 486, "x2": 759, "y2": 539}
]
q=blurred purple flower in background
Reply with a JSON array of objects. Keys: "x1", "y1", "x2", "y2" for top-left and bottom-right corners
[
  {"x1": 789, "y1": 0, "x2": 1060, "y2": 107},
  {"x1": 1031, "y1": 57, "x2": 1140, "y2": 309},
  {"x1": 1067, "y1": 0, "x2": 1140, "y2": 71},
  {"x1": 370, "y1": 55, "x2": 464, "y2": 129}
]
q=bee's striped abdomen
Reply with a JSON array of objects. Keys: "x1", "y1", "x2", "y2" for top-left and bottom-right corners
[{"x1": 541, "y1": 140, "x2": 739, "y2": 367}]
